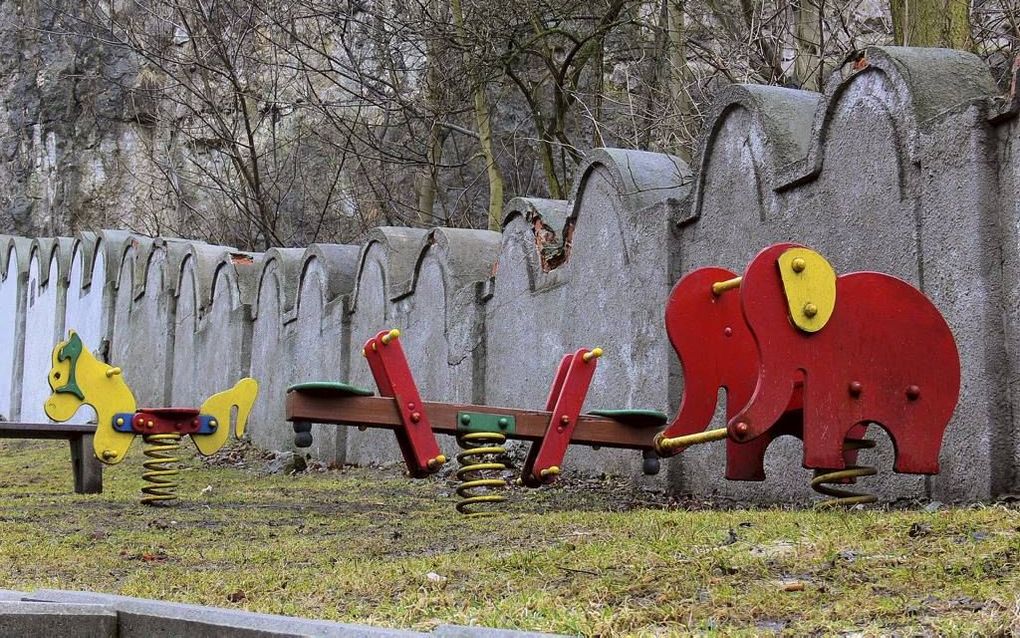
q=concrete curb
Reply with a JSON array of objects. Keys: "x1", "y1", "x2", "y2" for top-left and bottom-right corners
[
  {"x1": 0, "y1": 589, "x2": 568, "y2": 638},
  {"x1": 0, "y1": 601, "x2": 117, "y2": 638}
]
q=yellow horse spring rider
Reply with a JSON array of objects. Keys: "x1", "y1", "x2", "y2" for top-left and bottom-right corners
[{"x1": 44, "y1": 331, "x2": 258, "y2": 505}]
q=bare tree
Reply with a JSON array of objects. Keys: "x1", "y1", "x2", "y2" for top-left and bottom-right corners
[{"x1": 17, "y1": 0, "x2": 1016, "y2": 247}]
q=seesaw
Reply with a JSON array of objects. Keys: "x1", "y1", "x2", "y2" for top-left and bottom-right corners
[
  {"x1": 287, "y1": 332, "x2": 665, "y2": 515},
  {"x1": 280, "y1": 243, "x2": 959, "y2": 514}
]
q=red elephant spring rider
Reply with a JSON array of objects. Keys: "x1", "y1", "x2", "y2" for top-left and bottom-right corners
[
  {"x1": 654, "y1": 243, "x2": 961, "y2": 505},
  {"x1": 286, "y1": 242, "x2": 960, "y2": 512}
]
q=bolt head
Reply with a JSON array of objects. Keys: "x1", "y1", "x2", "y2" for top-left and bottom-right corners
[
  {"x1": 724, "y1": 327, "x2": 733, "y2": 337},
  {"x1": 791, "y1": 258, "x2": 806, "y2": 273},
  {"x1": 410, "y1": 411, "x2": 421, "y2": 423},
  {"x1": 460, "y1": 414, "x2": 471, "y2": 425},
  {"x1": 497, "y1": 417, "x2": 509, "y2": 429},
  {"x1": 848, "y1": 381, "x2": 863, "y2": 397},
  {"x1": 906, "y1": 385, "x2": 921, "y2": 400},
  {"x1": 734, "y1": 421, "x2": 750, "y2": 438},
  {"x1": 803, "y1": 303, "x2": 818, "y2": 318},
  {"x1": 540, "y1": 466, "x2": 561, "y2": 479}
]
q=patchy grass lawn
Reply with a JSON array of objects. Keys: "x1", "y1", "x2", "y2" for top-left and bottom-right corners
[{"x1": 0, "y1": 439, "x2": 1017, "y2": 637}]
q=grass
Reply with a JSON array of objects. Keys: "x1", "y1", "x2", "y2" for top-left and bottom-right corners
[{"x1": 0, "y1": 439, "x2": 1017, "y2": 636}]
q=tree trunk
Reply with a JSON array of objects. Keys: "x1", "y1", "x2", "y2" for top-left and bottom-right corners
[
  {"x1": 665, "y1": 0, "x2": 693, "y2": 161},
  {"x1": 889, "y1": 0, "x2": 971, "y2": 49},
  {"x1": 450, "y1": 0, "x2": 505, "y2": 231},
  {"x1": 793, "y1": 0, "x2": 822, "y2": 91},
  {"x1": 417, "y1": 126, "x2": 447, "y2": 225},
  {"x1": 418, "y1": 11, "x2": 447, "y2": 226}
]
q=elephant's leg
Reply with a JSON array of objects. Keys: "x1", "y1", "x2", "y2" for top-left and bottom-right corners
[
  {"x1": 725, "y1": 434, "x2": 771, "y2": 481},
  {"x1": 729, "y1": 364, "x2": 797, "y2": 443},
  {"x1": 886, "y1": 421, "x2": 942, "y2": 475},
  {"x1": 801, "y1": 393, "x2": 853, "y2": 470},
  {"x1": 842, "y1": 422, "x2": 870, "y2": 470},
  {"x1": 726, "y1": 402, "x2": 804, "y2": 481},
  {"x1": 662, "y1": 374, "x2": 725, "y2": 440}
]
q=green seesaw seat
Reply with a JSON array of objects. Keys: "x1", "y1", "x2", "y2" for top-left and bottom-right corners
[
  {"x1": 286, "y1": 382, "x2": 375, "y2": 397},
  {"x1": 586, "y1": 409, "x2": 667, "y2": 429}
]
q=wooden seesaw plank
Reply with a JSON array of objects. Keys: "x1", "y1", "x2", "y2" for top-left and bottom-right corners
[{"x1": 285, "y1": 392, "x2": 662, "y2": 451}]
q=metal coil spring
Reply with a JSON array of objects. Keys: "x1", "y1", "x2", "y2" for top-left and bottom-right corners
[
  {"x1": 455, "y1": 431, "x2": 508, "y2": 517},
  {"x1": 141, "y1": 433, "x2": 181, "y2": 506},
  {"x1": 811, "y1": 437, "x2": 878, "y2": 508}
]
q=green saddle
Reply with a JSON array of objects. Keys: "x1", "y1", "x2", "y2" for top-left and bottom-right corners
[
  {"x1": 287, "y1": 381, "x2": 375, "y2": 397},
  {"x1": 587, "y1": 409, "x2": 668, "y2": 429}
]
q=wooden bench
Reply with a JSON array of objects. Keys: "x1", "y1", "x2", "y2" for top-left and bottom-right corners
[{"x1": 0, "y1": 423, "x2": 103, "y2": 494}]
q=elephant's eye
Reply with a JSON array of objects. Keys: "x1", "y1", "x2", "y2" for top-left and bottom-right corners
[{"x1": 53, "y1": 372, "x2": 61, "y2": 380}]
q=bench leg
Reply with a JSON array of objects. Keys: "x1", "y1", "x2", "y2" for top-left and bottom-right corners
[{"x1": 69, "y1": 435, "x2": 103, "y2": 494}]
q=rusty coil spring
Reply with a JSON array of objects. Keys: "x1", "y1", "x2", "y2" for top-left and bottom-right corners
[{"x1": 811, "y1": 436, "x2": 878, "y2": 508}]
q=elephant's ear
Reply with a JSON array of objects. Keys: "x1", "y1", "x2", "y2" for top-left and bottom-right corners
[{"x1": 777, "y1": 247, "x2": 836, "y2": 333}]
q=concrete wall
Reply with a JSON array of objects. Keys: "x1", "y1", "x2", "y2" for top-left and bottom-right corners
[
  {"x1": 6, "y1": 45, "x2": 1020, "y2": 503},
  {"x1": 0, "y1": 237, "x2": 28, "y2": 421},
  {"x1": 19, "y1": 240, "x2": 66, "y2": 423},
  {"x1": 248, "y1": 248, "x2": 304, "y2": 453}
]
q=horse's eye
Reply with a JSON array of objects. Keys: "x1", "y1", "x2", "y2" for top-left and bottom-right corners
[{"x1": 54, "y1": 372, "x2": 61, "y2": 379}]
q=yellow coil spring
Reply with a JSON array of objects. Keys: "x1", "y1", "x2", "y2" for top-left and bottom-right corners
[
  {"x1": 811, "y1": 437, "x2": 878, "y2": 508},
  {"x1": 455, "y1": 431, "x2": 508, "y2": 517},
  {"x1": 141, "y1": 433, "x2": 181, "y2": 506}
]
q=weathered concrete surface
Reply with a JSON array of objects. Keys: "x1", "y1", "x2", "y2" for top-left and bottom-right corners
[
  {"x1": 25, "y1": 590, "x2": 423, "y2": 636},
  {"x1": 918, "y1": 103, "x2": 1009, "y2": 501},
  {"x1": 290, "y1": 244, "x2": 360, "y2": 465},
  {"x1": 111, "y1": 238, "x2": 175, "y2": 407},
  {"x1": 396, "y1": 228, "x2": 500, "y2": 460},
  {"x1": 0, "y1": 236, "x2": 25, "y2": 421},
  {"x1": 18, "y1": 239, "x2": 67, "y2": 423},
  {"x1": 346, "y1": 228, "x2": 428, "y2": 467},
  {"x1": 64, "y1": 234, "x2": 106, "y2": 351},
  {"x1": 0, "y1": 590, "x2": 28, "y2": 601},
  {"x1": 171, "y1": 246, "x2": 258, "y2": 419},
  {"x1": 998, "y1": 102, "x2": 1020, "y2": 495},
  {"x1": 0, "y1": 601, "x2": 117, "y2": 638},
  {"x1": 249, "y1": 248, "x2": 305, "y2": 452},
  {"x1": 487, "y1": 149, "x2": 688, "y2": 481},
  {"x1": 12, "y1": 589, "x2": 566, "y2": 637}
]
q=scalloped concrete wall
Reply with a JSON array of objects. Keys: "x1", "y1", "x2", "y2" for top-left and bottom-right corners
[{"x1": 2, "y1": 45, "x2": 1018, "y2": 503}]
